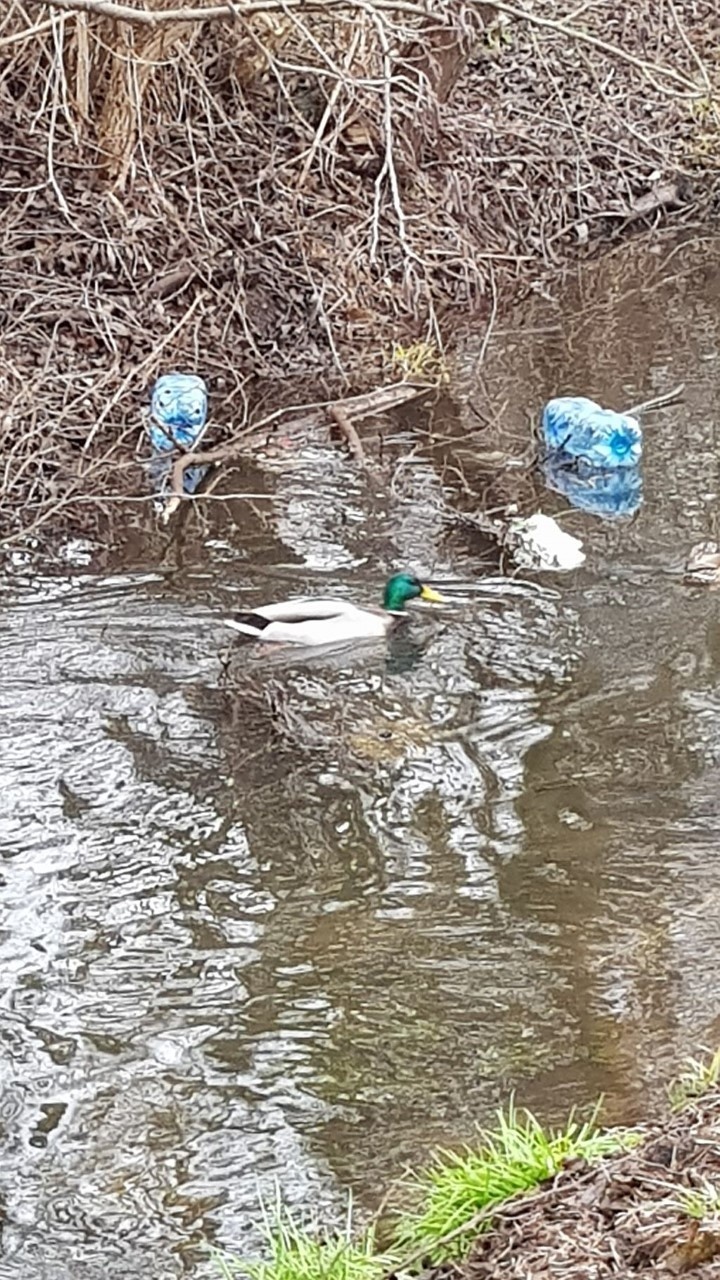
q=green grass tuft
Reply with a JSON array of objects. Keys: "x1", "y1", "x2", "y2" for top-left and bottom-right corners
[
  {"x1": 395, "y1": 1101, "x2": 639, "y2": 1261},
  {"x1": 668, "y1": 1048, "x2": 720, "y2": 1111},
  {"x1": 675, "y1": 1180, "x2": 720, "y2": 1223},
  {"x1": 213, "y1": 1195, "x2": 389, "y2": 1280},
  {"x1": 215, "y1": 1103, "x2": 643, "y2": 1277}
]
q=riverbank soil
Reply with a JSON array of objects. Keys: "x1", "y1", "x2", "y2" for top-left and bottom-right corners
[
  {"x1": 1, "y1": 0, "x2": 719, "y2": 538},
  {"x1": 431, "y1": 1090, "x2": 720, "y2": 1278}
]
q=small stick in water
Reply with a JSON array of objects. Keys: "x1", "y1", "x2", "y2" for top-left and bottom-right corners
[
  {"x1": 622, "y1": 382, "x2": 685, "y2": 416},
  {"x1": 328, "y1": 403, "x2": 369, "y2": 468}
]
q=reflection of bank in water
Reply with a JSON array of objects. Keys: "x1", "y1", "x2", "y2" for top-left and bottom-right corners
[{"x1": 220, "y1": 665, "x2": 444, "y2": 770}]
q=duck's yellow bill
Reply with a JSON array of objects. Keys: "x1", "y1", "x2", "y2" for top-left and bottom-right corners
[{"x1": 420, "y1": 584, "x2": 445, "y2": 603}]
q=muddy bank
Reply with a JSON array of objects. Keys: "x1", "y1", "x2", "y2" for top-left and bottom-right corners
[
  {"x1": 428, "y1": 1089, "x2": 720, "y2": 1280},
  {"x1": 1, "y1": 0, "x2": 719, "y2": 537}
]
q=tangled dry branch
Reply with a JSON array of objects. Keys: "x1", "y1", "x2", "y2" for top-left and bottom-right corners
[
  {"x1": 33, "y1": 0, "x2": 705, "y2": 94},
  {"x1": 0, "y1": 0, "x2": 719, "y2": 544}
]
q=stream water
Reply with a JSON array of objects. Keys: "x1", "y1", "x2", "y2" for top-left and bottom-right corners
[{"x1": 1, "y1": 237, "x2": 720, "y2": 1279}]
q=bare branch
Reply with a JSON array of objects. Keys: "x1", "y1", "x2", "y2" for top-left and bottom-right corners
[
  {"x1": 35, "y1": 0, "x2": 701, "y2": 93},
  {"x1": 37, "y1": 0, "x2": 425, "y2": 26}
]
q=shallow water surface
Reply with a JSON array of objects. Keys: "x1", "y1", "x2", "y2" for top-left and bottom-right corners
[{"x1": 2, "y1": 238, "x2": 720, "y2": 1278}]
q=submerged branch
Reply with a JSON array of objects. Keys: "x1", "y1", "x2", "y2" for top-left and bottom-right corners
[
  {"x1": 328, "y1": 404, "x2": 370, "y2": 469},
  {"x1": 168, "y1": 381, "x2": 428, "y2": 501}
]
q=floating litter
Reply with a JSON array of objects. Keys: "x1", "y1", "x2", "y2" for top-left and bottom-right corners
[
  {"x1": 150, "y1": 372, "x2": 208, "y2": 452},
  {"x1": 685, "y1": 541, "x2": 720, "y2": 586},
  {"x1": 506, "y1": 512, "x2": 585, "y2": 572},
  {"x1": 148, "y1": 372, "x2": 209, "y2": 500},
  {"x1": 542, "y1": 396, "x2": 642, "y2": 468}
]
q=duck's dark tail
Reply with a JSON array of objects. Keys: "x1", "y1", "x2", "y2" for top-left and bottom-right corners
[{"x1": 223, "y1": 612, "x2": 271, "y2": 637}]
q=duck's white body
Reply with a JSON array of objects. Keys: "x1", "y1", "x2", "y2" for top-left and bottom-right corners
[{"x1": 223, "y1": 598, "x2": 401, "y2": 646}]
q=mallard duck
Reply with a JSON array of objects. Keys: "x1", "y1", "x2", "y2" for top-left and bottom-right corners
[{"x1": 223, "y1": 572, "x2": 445, "y2": 646}]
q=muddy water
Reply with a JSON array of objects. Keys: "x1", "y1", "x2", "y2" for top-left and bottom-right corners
[{"x1": 2, "y1": 238, "x2": 720, "y2": 1279}]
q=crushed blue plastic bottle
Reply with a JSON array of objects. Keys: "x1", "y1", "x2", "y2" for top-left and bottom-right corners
[
  {"x1": 544, "y1": 455, "x2": 643, "y2": 520},
  {"x1": 150, "y1": 372, "x2": 208, "y2": 452},
  {"x1": 148, "y1": 373, "x2": 209, "y2": 497},
  {"x1": 542, "y1": 396, "x2": 642, "y2": 468}
]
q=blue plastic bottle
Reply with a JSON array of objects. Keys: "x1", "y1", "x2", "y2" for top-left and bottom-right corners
[
  {"x1": 542, "y1": 396, "x2": 642, "y2": 468},
  {"x1": 148, "y1": 373, "x2": 209, "y2": 497},
  {"x1": 150, "y1": 373, "x2": 208, "y2": 452}
]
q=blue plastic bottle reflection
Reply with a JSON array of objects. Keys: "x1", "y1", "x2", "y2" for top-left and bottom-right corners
[{"x1": 544, "y1": 454, "x2": 643, "y2": 519}]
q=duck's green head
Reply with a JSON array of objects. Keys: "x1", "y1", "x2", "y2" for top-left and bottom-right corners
[{"x1": 383, "y1": 572, "x2": 445, "y2": 612}]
